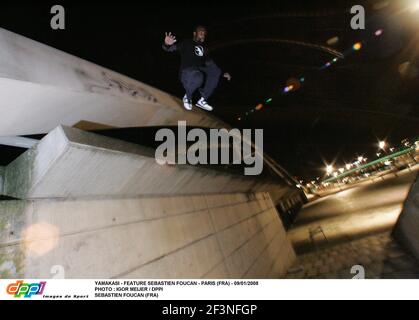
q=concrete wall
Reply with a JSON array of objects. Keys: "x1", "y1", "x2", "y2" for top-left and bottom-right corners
[
  {"x1": 0, "y1": 28, "x2": 226, "y2": 136},
  {"x1": 0, "y1": 28, "x2": 299, "y2": 194},
  {"x1": 0, "y1": 192, "x2": 295, "y2": 278},
  {"x1": 393, "y1": 175, "x2": 419, "y2": 261},
  {"x1": 2, "y1": 126, "x2": 289, "y2": 200}
]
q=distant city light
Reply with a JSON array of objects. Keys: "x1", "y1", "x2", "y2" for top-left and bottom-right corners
[
  {"x1": 358, "y1": 156, "x2": 364, "y2": 162},
  {"x1": 353, "y1": 42, "x2": 362, "y2": 51},
  {"x1": 327, "y1": 36, "x2": 339, "y2": 45},
  {"x1": 379, "y1": 141, "x2": 386, "y2": 149},
  {"x1": 265, "y1": 98, "x2": 272, "y2": 103},
  {"x1": 255, "y1": 103, "x2": 263, "y2": 110},
  {"x1": 283, "y1": 85, "x2": 294, "y2": 93},
  {"x1": 375, "y1": 29, "x2": 383, "y2": 36},
  {"x1": 326, "y1": 165, "x2": 334, "y2": 174},
  {"x1": 346, "y1": 164, "x2": 351, "y2": 170},
  {"x1": 339, "y1": 168, "x2": 344, "y2": 173}
]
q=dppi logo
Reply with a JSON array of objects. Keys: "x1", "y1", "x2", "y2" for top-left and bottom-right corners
[{"x1": 6, "y1": 280, "x2": 46, "y2": 298}]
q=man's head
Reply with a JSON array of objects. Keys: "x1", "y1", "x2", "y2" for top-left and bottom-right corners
[{"x1": 193, "y1": 25, "x2": 207, "y2": 43}]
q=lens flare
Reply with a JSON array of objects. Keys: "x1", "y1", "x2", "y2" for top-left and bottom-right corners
[
  {"x1": 327, "y1": 36, "x2": 339, "y2": 45},
  {"x1": 374, "y1": 29, "x2": 383, "y2": 36},
  {"x1": 283, "y1": 85, "x2": 294, "y2": 93},
  {"x1": 353, "y1": 42, "x2": 362, "y2": 51}
]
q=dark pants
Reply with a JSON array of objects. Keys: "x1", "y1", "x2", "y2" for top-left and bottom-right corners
[{"x1": 180, "y1": 62, "x2": 222, "y2": 100}]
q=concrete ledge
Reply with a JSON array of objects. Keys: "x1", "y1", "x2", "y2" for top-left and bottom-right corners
[
  {"x1": 0, "y1": 28, "x2": 227, "y2": 135},
  {"x1": 393, "y1": 174, "x2": 419, "y2": 261},
  {"x1": 3, "y1": 126, "x2": 286, "y2": 200}
]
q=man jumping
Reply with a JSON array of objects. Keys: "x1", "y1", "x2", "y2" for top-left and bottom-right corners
[{"x1": 162, "y1": 25, "x2": 231, "y2": 111}]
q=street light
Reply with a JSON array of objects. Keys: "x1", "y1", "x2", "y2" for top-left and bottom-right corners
[
  {"x1": 326, "y1": 165, "x2": 334, "y2": 175},
  {"x1": 379, "y1": 141, "x2": 386, "y2": 150}
]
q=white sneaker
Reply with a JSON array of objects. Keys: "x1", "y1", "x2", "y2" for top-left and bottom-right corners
[
  {"x1": 196, "y1": 97, "x2": 213, "y2": 111},
  {"x1": 182, "y1": 94, "x2": 193, "y2": 111}
]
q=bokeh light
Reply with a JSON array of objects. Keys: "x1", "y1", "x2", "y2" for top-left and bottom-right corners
[
  {"x1": 353, "y1": 42, "x2": 362, "y2": 51},
  {"x1": 22, "y1": 223, "x2": 60, "y2": 257}
]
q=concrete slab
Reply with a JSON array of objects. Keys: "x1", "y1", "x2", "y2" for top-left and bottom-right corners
[
  {"x1": 0, "y1": 166, "x2": 4, "y2": 195},
  {"x1": 0, "y1": 192, "x2": 295, "y2": 278},
  {"x1": 3, "y1": 126, "x2": 285, "y2": 200}
]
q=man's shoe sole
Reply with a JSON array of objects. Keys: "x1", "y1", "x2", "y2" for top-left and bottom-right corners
[{"x1": 196, "y1": 103, "x2": 213, "y2": 111}]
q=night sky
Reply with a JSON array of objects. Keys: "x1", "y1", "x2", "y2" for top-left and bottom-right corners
[{"x1": 1, "y1": 0, "x2": 418, "y2": 181}]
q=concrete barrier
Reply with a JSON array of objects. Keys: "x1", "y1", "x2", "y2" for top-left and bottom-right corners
[
  {"x1": 2, "y1": 126, "x2": 289, "y2": 200},
  {"x1": 393, "y1": 174, "x2": 419, "y2": 261},
  {"x1": 0, "y1": 125, "x2": 297, "y2": 278},
  {"x1": 0, "y1": 192, "x2": 295, "y2": 278}
]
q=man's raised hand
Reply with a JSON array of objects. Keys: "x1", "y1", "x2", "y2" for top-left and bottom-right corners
[
  {"x1": 223, "y1": 73, "x2": 232, "y2": 81},
  {"x1": 164, "y1": 32, "x2": 177, "y2": 46}
]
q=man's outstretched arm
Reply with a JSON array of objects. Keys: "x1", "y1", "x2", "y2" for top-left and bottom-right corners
[
  {"x1": 162, "y1": 32, "x2": 178, "y2": 52},
  {"x1": 205, "y1": 58, "x2": 232, "y2": 81}
]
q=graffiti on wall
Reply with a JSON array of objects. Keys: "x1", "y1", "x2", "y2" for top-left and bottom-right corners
[{"x1": 76, "y1": 69, "x2": 158, "y2": 103}]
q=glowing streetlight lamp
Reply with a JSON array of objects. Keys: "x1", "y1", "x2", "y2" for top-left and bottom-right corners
[
  {"x1": 339, "y1": 168, "x2": 345, "y2": 174},
  {"x1": 379, "y1": 141, "x2": 386, "y2": 150},
  {"x1": 326, "y1": 165, "x2": 334, "y2": 175}
]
